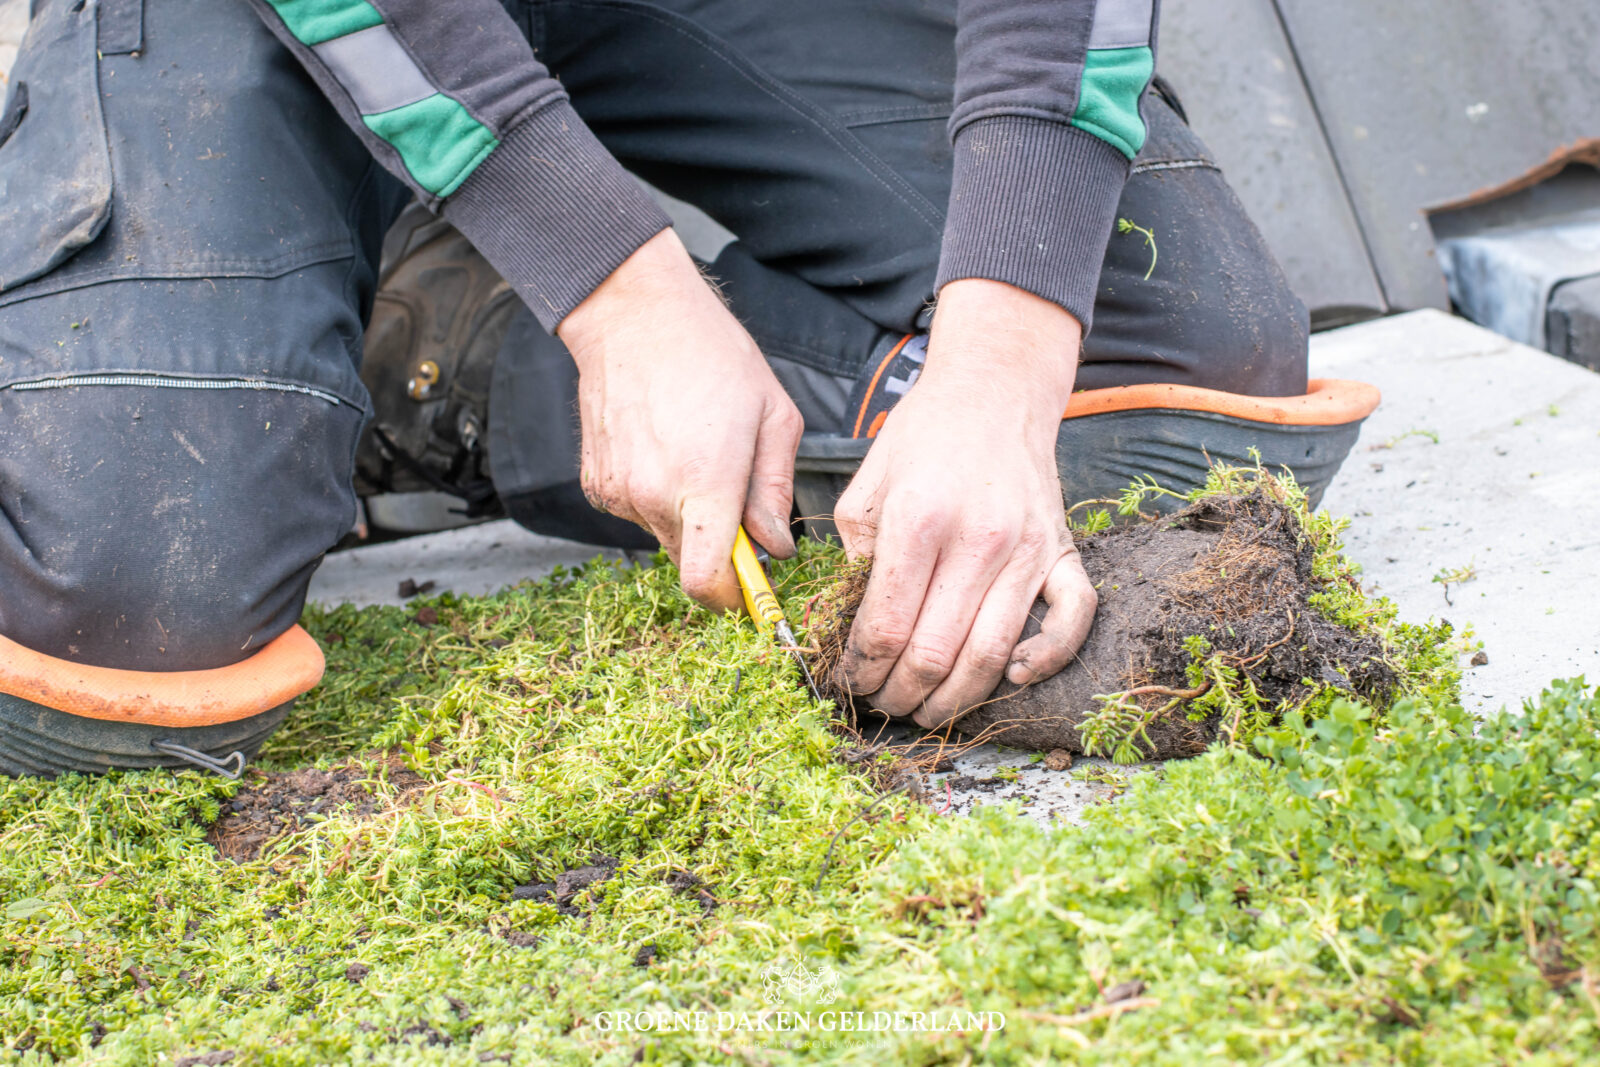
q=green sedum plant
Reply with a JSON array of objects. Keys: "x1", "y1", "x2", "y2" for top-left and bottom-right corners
[{"x1": 0, "y1": 520, "x2": 1593, "y2": 1064}]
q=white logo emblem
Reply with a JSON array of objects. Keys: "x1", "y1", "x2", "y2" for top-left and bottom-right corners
[{"x1": 760, "y1": 958, "x2": 842, "y2": 1005}]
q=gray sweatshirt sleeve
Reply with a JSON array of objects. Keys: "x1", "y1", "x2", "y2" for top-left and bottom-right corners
[
  {"x1": 936, "y1": 0, "x2": 1159, "y2": 332},
  {"x1": 245, "y1": 0, "x2": 671, "y2": 332}
]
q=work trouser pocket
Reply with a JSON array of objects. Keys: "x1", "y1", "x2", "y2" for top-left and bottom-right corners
[
  {"x1": 0, "y1": 0, "x2": 389, "y2": 403},
  {"x1": 0, "y1": 0, "x2": 114, "y2": 294}
]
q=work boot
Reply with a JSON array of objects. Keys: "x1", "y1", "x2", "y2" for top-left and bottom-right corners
[
  {"x1": 791, "y1": 332, "x2": 1381, "y2": 541},
  {"x1": 354, "y1": 207, "x2": 659, "y2": 548},
  {"x1": 354, "y1": 205, "x2": 522, "y2": 533}
]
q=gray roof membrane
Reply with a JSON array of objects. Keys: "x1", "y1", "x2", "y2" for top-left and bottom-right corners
[
  {"x1": 1158, "y1": 0, "x2": 1383, "y2": 324},
  {"x1": 1161, "y1": 0, "x2": 1600, "y2": 326},
  {"x1": 1274, "y1": 0, "x2": 1600, "y2": 313}
]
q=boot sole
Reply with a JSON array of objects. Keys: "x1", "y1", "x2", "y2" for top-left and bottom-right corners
[
  {"x1": 794, "y1": 379, "x2": 1378, "y2": 540},
  {"x1": 0, "y1": 693, "x2": 291, "y2": 778}
]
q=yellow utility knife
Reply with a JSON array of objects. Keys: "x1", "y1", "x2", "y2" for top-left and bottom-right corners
[{"x1": 732, "y1": 525, "x2": 823, "y2": 702}]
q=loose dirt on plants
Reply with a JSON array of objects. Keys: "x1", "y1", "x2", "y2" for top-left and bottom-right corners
[
  {"x1": 509, "y1": 855, "x2": 620, "y2": 917},
  {"x1": 665, "y1": 868, "x2": 720, "y2": 915},
  {"x1": 812, "y1": 486, "x2": 1396, "y2": 759},
  {"x1": 207, "y1": 760, "x2": 425, "y2": 863}
]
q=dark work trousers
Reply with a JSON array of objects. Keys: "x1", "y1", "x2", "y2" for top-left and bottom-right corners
[{"x1": 0, "y1": 0, "x2": 1306, "y2": 673}]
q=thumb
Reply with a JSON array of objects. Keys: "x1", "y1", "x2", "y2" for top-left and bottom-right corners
[
  {"x1": 1006, "y1": 548, "x2": 1097, "y2": 685},
  {"x1": 677, "y1": 492, "x2": 746, "y2": 613}
]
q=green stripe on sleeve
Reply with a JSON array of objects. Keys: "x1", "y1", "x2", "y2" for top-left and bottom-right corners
[
  {"x1": 265, "y1": 0, "x2": 384, "y2": 47},
  {"x1": 363, "y1": 94, "x2": 501, "y2": 198},
  {"x1": 1070, "y1": 46, "x2": 1155, "y2": 159}
]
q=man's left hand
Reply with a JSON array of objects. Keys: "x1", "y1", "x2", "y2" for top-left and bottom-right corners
[{"x1": 832, "y1": 279, "x2": 1098, "y2": 729}]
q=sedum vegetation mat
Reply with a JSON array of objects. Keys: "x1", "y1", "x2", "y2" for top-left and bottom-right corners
[{"x1": 2, "y1": 471, "x2": 1599, "y2": 1065}]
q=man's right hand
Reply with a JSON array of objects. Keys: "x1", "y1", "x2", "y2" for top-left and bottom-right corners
[{"x1": 556, "y1": 229, "x2": 804, "y2": 613}]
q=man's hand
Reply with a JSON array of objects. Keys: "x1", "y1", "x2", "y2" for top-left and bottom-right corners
[
  {"x1": 833, "y1": 279, "x2": 1097, "y2": 729},
  {"x1": 557, "y1": 229, "x2": 803, "y2": 611}
]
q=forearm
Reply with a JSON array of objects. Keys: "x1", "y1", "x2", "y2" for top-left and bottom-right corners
[
  {"x1": 923, "y1": 279, "x2": 1081, "y2": 430},
  {"x1": 246, "y1": 0, "x2": 669, "y2": 331}
]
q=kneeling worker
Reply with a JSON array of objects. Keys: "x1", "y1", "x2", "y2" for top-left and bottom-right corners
[{"x1": 0, "y1": 0, "x2": 1328, "y2": 775}]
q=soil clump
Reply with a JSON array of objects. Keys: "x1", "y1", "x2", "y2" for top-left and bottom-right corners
[
  {"x1": 510, "y1": 856, "x2": 619, "y2": 916},
  {"x1": 814, "y1": 488, "x2": 1395, "y2": 759},
  {"x1": 207, "y1": 760, "x2": 425, "y2": 862}
]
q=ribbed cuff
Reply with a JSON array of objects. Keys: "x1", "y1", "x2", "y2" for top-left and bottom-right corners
[
  {"x1": 936, "y1": 117, "x2": 1130, "y2": 333},
  {"x1": 443, "y1": 101, "x2": 672, "y2": 332}
]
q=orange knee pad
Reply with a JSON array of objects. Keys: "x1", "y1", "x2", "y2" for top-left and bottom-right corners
[{"x1": 0, "y1": 627, "x2": 324, "y2": 777}]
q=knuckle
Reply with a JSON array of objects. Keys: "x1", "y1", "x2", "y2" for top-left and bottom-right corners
[
  {"x1": 903, "y1": 641, "x2": 958, "y2": 684},
  {"x1": 752, "y1": 468, "x2": 794, "y2": 498},
  {"x1": 850, "y1": 619, "x2": 912, "y2": 663},
  {"x1": 678, "y1": 452, "x2": 734, "y2": 492},
  {"x1": 620, "y1": 468, "x2": 651, "y2": 499},
  {"x1": 963, "y1": 520, "x2": 1012, "y2": 557},
  {"x1": 774, "y1": 402, "x2": 804, "y2": 438},
  {"x1": 834, "y1": 497, "x2": 867, "y2": 531},
  {"x1": 833, "y1": 518, "x2": 864, "y2": 549},
  {"x1": 903, "y1": 507, "x2": 949, "y2": 546},
  {"x1": 1057, "y1": 560, "x2": 1099, "y2": 608},
  {"x1": 1015, "y1": 524, "x2": 1051, "y2": 559},
  {"x1": 678, "y1": 453, "x2": 712, "y2": 484},
  {"x1": 832, "y1": 487, "x2": 858, "y2": 517},
  {"x1": 623, "y1": 475, "x2": 664, "y2": 516},
  {"x1": 966, "y1": 636, "x2": 1014, "y2": 675}
]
